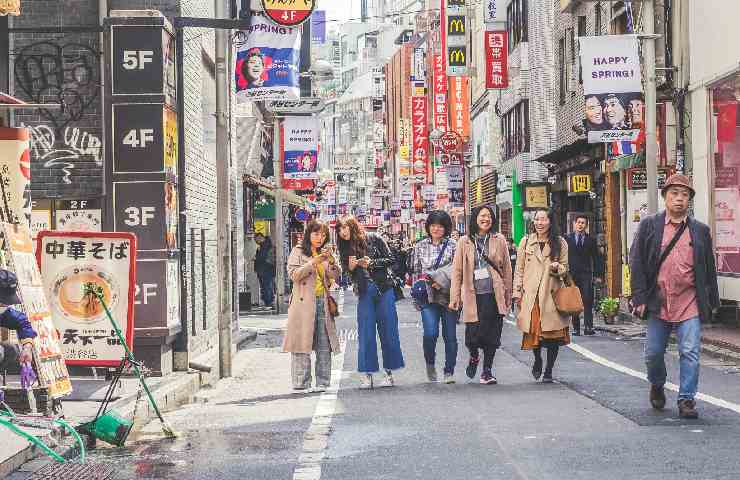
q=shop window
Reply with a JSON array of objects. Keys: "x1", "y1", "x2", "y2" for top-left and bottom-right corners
[
  {"x1": 502, "y1": 100, "x2": 530, "y2": 160},
  {"x1": 595, "y1": 3, "x2": 602, "y2": 36},
  {"x1": 712, "y1": 73, "x2": 740, "y2": 275},
  {"x1": 558, "y1": 37, "x2": 566, "y2": 105}
]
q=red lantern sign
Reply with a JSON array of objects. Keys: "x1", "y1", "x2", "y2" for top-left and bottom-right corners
[
  {"x1": 439, "y1": 131, "x2": 462, "y2": 153},
  {"x1": 262, "y1": 0, "x2": 316, "y2": 27}
]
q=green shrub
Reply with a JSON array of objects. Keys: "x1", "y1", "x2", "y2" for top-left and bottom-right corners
[{"x1": 598, "y1": 296, "x2": 620, "y2": 316}]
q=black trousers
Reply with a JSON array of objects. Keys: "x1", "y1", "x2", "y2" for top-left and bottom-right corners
[{"x1": 571, "y1": 272, "x2": 594, "y2": 331}]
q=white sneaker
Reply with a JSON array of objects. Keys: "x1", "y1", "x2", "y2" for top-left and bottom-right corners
[
  {"x1": 378, "y1": 370, "x2": 395, "y2": 388},
  {"x1": 359, "y1": 374, "x2": 373, "y2": 389},
  {"x1": 443, "y1": 373, "x2": 455, "y2": 384}
]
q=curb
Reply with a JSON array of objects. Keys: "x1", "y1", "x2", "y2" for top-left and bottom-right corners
[{"x1": 2, "y1": 332, "x2": 260, "y2": 476}]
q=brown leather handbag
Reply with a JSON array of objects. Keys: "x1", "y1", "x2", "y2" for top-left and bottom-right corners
[{"x1": 552, "y1": 273, "x2": 584, "y2": 315}]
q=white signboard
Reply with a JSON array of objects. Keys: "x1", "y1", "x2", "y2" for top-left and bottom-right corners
[
  {"x1": 282, "y1": 116, "x2": 319, "y2": 179},
  {"x1": 38, "y1": 231, "x2": 136, "y2": 367},
  {"x1": 484, "y1": 0, "x2": 503, "y2": 24},
  {"x1": 579, "y1": 35, "x2": 643, "y2": 143}
]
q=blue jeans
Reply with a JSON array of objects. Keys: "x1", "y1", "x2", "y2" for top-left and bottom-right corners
[
  {"x1": 645, "y1": 315, "x2": 701, "y2": 401},
  {"x1": 357, "y1": 282, "x2": 405, "y2": 373},
  {"x1": 420, "y1": 304, "x2": 458, "y2": 374}
]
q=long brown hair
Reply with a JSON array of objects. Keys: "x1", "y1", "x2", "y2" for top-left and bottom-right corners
[
  {"x1": 300, "y1": 220, "x2": 330, "y2": 254},
  {"x1": 335, "y1": 216, "x2": 367, "y2": 259}
]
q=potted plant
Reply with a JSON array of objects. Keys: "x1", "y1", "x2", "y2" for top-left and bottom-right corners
[{"x1": 598, "y1": 296, "x2": 620, "y2": 325}]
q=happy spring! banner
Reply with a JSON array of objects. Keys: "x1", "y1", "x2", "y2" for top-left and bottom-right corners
[{"x1": 579, "y1": 35, "x2": 644, "y2": 144}]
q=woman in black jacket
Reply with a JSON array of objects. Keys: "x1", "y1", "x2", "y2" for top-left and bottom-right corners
[{"x1": 336, "y1": 216, "x2": 405, "y2": 389}]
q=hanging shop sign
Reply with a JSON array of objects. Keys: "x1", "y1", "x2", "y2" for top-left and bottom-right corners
[
  {"x1": 485, "y1": 31, "x2": 508, "y2": 89},
  {"x1": 446, "y1": 14, "x2": 467, "y2": 47},
  {"x1": 0, "y1": 127, "x2": 31, "y2": 228},
  {"x1": 579, "y1": 35, "x2": 644, "y2": 144},
  {"x1": 235, "y1": 15, "x2": 300, "y2": 102},
  {"x1": 267, "y1": 98, "x2": 325, "y2": 114},
  {"x1": 439, "y1": 131, "x2": 462, "y2": 153},
  {"x1": 484, "y1": 0, "x2": 502, "y2": 24},
  {"x1": 433, "y1": 54, "x2": 449, "y2": 131},
  {"x1": 524, "y1": 185, "x2": 549, "y2": 209},
  {"x1": 282, "y1": 116, "x2": 319, "y2": 180},
  {"x1": 37, "y1": 231, "x2": 136, "y2": 367},
  {"x1": 2, "y1": 223, "x2": 72, "y2": 398},
  {"x1": 449, "y1": 76, "x2": 471, "y2": 141},
  {"x1": 262, "y1": 0, "x2": 316, "y2": 27},
  {"x1": 627, "y1": 167, "x2": 673, "y2": 190},
  {"x1": 447, "y1": 46, "x2": 467, "y2": 76},
  {"x1": 413, "y1": 47, "x2": 426, "y2": 82},
  {"x1": 411, "y1": 96, "x2": 430, "y2": 183},
  {"x1": 568, "y1": 173, "x2": 593, "y2": 195}
]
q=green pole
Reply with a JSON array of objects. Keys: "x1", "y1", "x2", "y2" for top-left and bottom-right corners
[{"x1": 512, "y1": 169, "x2": 525, "y2": 244}]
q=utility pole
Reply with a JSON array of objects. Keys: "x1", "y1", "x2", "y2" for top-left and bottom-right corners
[
  {"x1": 272, "y1": 117, "x2": 285, "y2": 314},
  {"x1": 215, "y1": 0, "x2": 233, "y2": 378},
  {"x1": 642, "y1": 0, "x2": 659, "y2": 215}
]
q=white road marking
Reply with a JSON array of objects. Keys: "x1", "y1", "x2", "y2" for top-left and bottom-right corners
[
  {"x1": 505, "y1": 318, "x2": 740, "y2": 416},
  {"x1": 292, "y1": 340, "x2": 347, "y2": 480}
]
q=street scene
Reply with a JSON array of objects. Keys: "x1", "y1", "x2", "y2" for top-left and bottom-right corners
[{"x1": 0, "y1": 0, "x2": 740, "y2": 479}]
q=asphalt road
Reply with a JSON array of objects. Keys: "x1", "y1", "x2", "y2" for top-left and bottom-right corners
[{"x1": 14, "y1": 291, "x2": 740, "y2": 479}]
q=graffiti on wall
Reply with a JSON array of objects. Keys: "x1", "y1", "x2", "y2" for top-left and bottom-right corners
[
  {"x1": 26, "y1": 125, "x2": 102, "y2": 184},
  {"x1": 14, "y1": 41, "x2": 100, "y2": 131}
]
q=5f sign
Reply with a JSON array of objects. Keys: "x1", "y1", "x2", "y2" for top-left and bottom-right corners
[{"x1": 122, "y1": 50, "x2": 154, "y2": 70}]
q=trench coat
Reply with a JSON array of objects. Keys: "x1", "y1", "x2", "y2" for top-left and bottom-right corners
[
  {"x1": 512, "y1": 234, "x2": 570, "y2": 333},
  {"x1": 450, "y1": 234, "x2": 513, "y2": 324},
  {"x1": 282, "y1": 247, "x2": 341, "y2": 354}
]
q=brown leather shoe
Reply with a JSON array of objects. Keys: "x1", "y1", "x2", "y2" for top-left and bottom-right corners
[
  {"x1": 678, "y1": 399, "x2": 699, "y2": 419},
  {"x1": 650, "y1": 384, "x2": 666, "y2": 410}
]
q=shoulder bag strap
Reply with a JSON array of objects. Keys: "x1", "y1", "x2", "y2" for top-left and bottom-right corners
[
  {"x1": 657, "y1": 221, "x2": 688, "y2": 273},
  {"x1": 475, "y1": 236, "x2": 504, "y2": 279},
  {"x1": 432, "y1": 240, "x2": 449, "y2": 270}
]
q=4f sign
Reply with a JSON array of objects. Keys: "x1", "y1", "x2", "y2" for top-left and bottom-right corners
[{"x1": 262, "y1": 0, "x2": 316, "y2": 27}]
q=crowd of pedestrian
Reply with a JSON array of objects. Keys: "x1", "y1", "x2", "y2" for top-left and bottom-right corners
[{"x1": 276, "y1": 174, "x2": 719, "y2": 420}]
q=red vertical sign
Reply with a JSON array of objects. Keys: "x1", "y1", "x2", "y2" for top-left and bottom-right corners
[
  {"x1": 485, "y1": 31, "x2": 508, "y2": 89},
  {"x1": 433, "y1": 54, "x2": 449, "y2": 131},
  {"x1": 411, "y1": 96, "x2": 430, "y2": 182}
]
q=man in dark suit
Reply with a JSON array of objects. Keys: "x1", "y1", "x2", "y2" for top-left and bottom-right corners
[{"x1": 566, "y1": 215, "x2": 602, "y2": 335}]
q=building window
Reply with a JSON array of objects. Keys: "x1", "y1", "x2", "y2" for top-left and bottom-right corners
[
  {"x1": 558, "y1": 38, "x2": 566, "y2": 105},
  {"x1": 506, "y1": 0, "x2": 528, "y2": 53},
  {"x1": 595, "y1": 2, "x2": 602, "y2": 36},
  {"x1": 577, "y1": 16, "x2": 586, "y2": 84},
  {"x1": 502, "y1": 100, "x2": 530, "y2": 160},
  {"x1": 712, "y1": 73, "x2": 740, "y2": 275}
]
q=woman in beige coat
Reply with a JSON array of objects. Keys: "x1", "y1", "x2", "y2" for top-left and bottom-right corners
[
  {"x1": 513, "y1": 209, "x2": 570, "y2": 383},
  {"x1": 283, "y1": 220, "x2": 341, "y2": 392},
  {"x1": 449, "y1": 206, "x2": 512, "y2": 385}
]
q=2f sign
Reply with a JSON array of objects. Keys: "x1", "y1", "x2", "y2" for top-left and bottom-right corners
[{"x1": 122, "y1": 50, "x2": 154, "y2": 70}]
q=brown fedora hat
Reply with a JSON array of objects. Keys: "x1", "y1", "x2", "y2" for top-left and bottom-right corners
[{"x1": 661, "y1": 173, "x2": 695, "y2": 198}]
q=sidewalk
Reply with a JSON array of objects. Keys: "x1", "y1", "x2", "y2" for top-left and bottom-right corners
[
  {"x1": 0, "y1": 326, "x2": 259, "y2": 477},
  {"x1": 595, "y1": 314, "x2": 740, "y2": 361}
]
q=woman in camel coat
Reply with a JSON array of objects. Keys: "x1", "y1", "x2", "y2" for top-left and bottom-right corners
[
  {"x1": 513, "y1": 209, "x2": 570, "y2": 383},
  {"x1": 283, "y1": 220, "x2": 341, "y2": 392}
]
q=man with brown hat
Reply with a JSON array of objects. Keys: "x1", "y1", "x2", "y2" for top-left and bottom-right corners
[{"x1": 629, "y1": 174, "x2": 720, "y2": 419}]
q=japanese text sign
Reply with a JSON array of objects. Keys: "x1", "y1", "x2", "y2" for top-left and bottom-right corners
[
  {"x1": 433, "y1": 54, "x2": 449, "y2": 131},
  {"x1": 37, "y1": 231, "x2": 137, "y2": 367},
  {"x1": 485, "y1": 31, "x2": 508, "y2": 89},
  {"x1": 411, "y1": 96, "x2": 429, "y2": 183},
  {"x1": 448, "y1": 76, "x2": 471, "y2": 141}
]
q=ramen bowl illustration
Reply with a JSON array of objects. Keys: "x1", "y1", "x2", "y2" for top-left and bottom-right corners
[{"x1": 50, "y1": 266, "x2": 119, "y2": 323}]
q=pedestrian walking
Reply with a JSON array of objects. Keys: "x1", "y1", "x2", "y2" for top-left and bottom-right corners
[
  {"x1": 336, "y1": 216, "x2": 405, "y2": 389},
  {"x1": 565, "y1": 215, "x2": 602, "y2": 335},
  {"x1": 282, "y1": 221, "x2": 341, "y2": 393},
  {"x1": 449, "y1": 206, "x2": 512, "y2": 385},
  {"x1": 410, "y1": 210, "x2": 459, "y2": 384},
  {"x1": 513, "y1": 209, "x2": 570, "y2": 383},
  {"x1": 254, "y1": 233, "x2": 275, "y2": 308},
  {"x1": 629, "y1": 174, "x2": 720, "y2": 419}
]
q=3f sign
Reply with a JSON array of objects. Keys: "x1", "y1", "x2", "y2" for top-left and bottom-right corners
[
  {"x1": 122, "y1": 50, "x2": 154, "y2": 70},
  {"x1": 124, "y1": 206, "x2": 156, "y2": 226}
]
